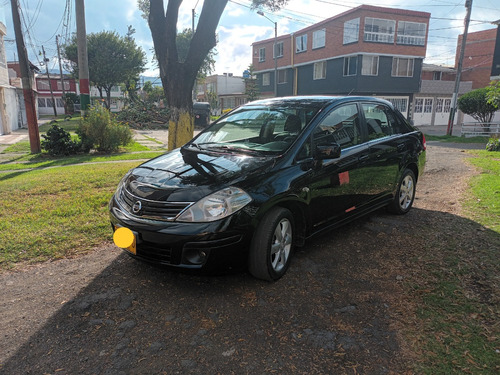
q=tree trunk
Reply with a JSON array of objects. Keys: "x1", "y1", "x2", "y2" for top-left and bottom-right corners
[{"x1": 148, "y1": 0, "x2": 228, "y2": 150}]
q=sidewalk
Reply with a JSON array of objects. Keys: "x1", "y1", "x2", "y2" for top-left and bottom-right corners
[
  {"x1": 415, "y1": 125, "x2": 448, "y2": 136},
  {"x1": 0, "y1": 129, "x2": 29, "y2": 154}
]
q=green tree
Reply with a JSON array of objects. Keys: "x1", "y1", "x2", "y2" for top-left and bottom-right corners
[
  {"x1": 245, "y1": 64, "x2": 260, "y2": 102},
  {"x1": 458, "y1": 88, "x2": 497, "y2": 126},
  {"x1": 63, "y1": 31, "x2": 146, "y2": 109},
  {"x1": 139, "y1": 0, "x2": 287, "y2": 150},
  {"x1": 486, "y1": 80, "x2": 500, "y2": 109}
]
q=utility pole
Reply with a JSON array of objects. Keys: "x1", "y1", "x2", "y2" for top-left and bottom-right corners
[
  {"x1": 10, "y1": 0, "x2": 40, "y2": 153},
  {"x1": 42, "y1": 45, "x2": 58, "y2": 117},
  {"x1": 56, "y1": 35, "x2": 67, "y2": 114},
  {"x1": 447, "y1": 0, "x2": 473, "y2": 136},
  {"x1": 192, "y1": 8, "x2": 195, "y2": 32},
  {"x1": 75, "y1": 0, "x2": 90, "y2": 116}
]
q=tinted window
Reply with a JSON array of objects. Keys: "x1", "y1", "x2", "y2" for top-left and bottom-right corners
[
  {"x1": 314, "y1": 104, "x2": 361, "y2": 148},
  {"x1": 362, "y1": 103, "x2": 399, "y2": 139}
]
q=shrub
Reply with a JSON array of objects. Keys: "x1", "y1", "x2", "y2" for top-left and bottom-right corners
[
  {"x1": 41, "y1": 124, "x2": 80, "y2": 156},
  {"x1": 77, "y1": 103, "x2": 133, "y2": 153},
  {"x1": 486, "y1": 137, "x2": 500, "y2": 151}
]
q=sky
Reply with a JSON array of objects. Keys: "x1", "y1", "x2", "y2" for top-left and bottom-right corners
[{"x1": 2, "y1": 0, "x2": 500, "y2": 80}]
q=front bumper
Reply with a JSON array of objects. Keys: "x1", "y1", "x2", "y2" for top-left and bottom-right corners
[{"x1": 109, "y1": 195, "x2": 254, "y2": 270}]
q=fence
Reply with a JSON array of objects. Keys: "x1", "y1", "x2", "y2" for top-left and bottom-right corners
[{"x1": 460, "y1": 123, "x2": 500, "y2": 137}]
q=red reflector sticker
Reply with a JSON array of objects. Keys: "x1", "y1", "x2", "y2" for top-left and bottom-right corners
[
  {"x1": 339, "y1": 171, "x2": 350, "y2": 185},
  {"x1": 345, "y1": 206, "x2": 356, "y2": 213}
]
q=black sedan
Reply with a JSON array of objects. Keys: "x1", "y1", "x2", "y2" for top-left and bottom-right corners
[{"x1": 109, "y1": 96, "x2": 426, "y2": 281}]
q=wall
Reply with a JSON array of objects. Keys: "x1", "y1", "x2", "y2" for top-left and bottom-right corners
[{"x1": 457, "y1": 28, "x2": 497, "y2": 89}]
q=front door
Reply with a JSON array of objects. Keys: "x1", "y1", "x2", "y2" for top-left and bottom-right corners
[{"x1": 307, "y1": 103, "x2": 371, "y2": 228}]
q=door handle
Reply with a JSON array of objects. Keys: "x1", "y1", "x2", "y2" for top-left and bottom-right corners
[{"x1": 358, "y1": 154, "x2": 369, "y2": 162}]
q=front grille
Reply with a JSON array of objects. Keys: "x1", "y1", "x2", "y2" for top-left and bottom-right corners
[
  {"x1": 137, "y1": 242, "x2": 174, "y2": 264},
  {"x1": 118, "y1": 187, "x2": 192, "y2": 221}
]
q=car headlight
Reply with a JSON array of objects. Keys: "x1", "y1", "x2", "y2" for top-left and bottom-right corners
[{"x1": 176, "y1": 187, "x2": 252, "y2": 223}]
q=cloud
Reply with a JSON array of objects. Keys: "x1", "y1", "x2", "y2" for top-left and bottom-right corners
[{"x1": 215, "y1": 24, "x2": 273, "y2": 75}]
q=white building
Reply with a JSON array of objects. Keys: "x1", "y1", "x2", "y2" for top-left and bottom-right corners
[
  {"x1": 196, "y1": 73, "x2": 247, "y2": 115},
  {"x1": 0, "y1": 14, "x2": 20, "y2": 135}
]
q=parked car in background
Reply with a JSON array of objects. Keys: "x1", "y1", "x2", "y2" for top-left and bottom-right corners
[
  {"x1": 193, "y1": 102, "x2": 211, "y2": 127},
  {"x1": 110, "y1": 96, "x2": 426, "y2": 281}
]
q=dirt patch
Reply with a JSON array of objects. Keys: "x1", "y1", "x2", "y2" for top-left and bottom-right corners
[{"x1": 0, "y1": 143, "x2": 497, "y2": 374}]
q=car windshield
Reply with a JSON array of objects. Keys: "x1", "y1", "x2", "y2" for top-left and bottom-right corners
[{"x1": 188, "y1": 101, "x2": 326, "y2": 155}]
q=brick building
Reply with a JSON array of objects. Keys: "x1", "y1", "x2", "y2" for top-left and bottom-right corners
[
  {"x1": 412, "y1": 25, "x2": 500, "y2": 127},
  {"x1": 252, "y1": 5, "x2": 431, "y2": 119},
  {"x1": 457, "y1": 27, "x2": 500, "y2": 89},
  {"x1": 36, "y1": 74, "x2": 78, "y2": 115}
]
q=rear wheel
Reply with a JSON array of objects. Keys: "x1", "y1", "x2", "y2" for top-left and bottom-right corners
[
  {"x1": 388, "y1": 169, "x2": 416, "y2": 214},
  {"x1": 248, "y1": 207, "x2": 294, "y2": 281}
]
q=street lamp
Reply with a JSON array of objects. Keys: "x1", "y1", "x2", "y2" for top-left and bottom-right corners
[{"x1": 257, "y1": 10, "x2": 278, "y2": 97}]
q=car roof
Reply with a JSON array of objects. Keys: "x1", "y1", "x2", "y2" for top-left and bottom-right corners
[{"x1": 245, "y1": 96, "x2": 394, "y2": 109}]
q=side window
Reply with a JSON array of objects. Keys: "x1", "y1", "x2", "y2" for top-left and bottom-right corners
[
  {"x1": 313, "y1": 104, "x2": 360, "y2": 148},
  {"x1": 362, "y1": 103, "x2": 392, "y2": 139},
  {"x1": 385, "y1": 109, "x2": 404, "y2": 134}
]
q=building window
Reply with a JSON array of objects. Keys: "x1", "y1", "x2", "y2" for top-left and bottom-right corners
[
  {"x1": 278, "y1": 69, "x2": 287, "y2": 84},
  {"x1": 259, "y1": 47, "x2": 265, "y2": 62},
  {"x1": 444, "y1": 99, "x2": 451, "y2": 112},
  {"x1": 433, "y1": 71, "x2": 442, "y2": 80},
  {"x1": 38, "y1": 98, "x2": 46, "y2": 107},
  {"x1": 397, "y1": 21, "x2": 426, "y2": 46},
  {"x1": 262, "y1": 73, "x2": 270, "y2": 86},
  {"x1": 37, "y1": 80, "x2": 50, "y2": 90},
  {"x1": 424, "y1": 99, "x2": 433, "y2": 113},
  {"x1": 296, "y1": 34, "x2": 307, "y2": 53},
  {"x1": 313, "y1": 61, "x2": 327, "y2": 80},
  {"x1": 343, "y1": 18, "x2": 360, "y2": 44},
  {"x1": 56, "y1": 81, "x2": 70, "y2": 90},
  {"x1": 385, "y1": 98, "x2": 408, "y2": 113},
  {"x1": 343, "y1": 56, "x2": 357, "y2": 76},
  {"x1": 312, "y1": 29, "x2": 326, "y2": 49},
  {"x1": 392, "y1": 58, "x2": 414, "y2": 77},
  {"x1": 46, "y1": 98, "x2": 55, "y2": 108},
  {"x1": 414, "y1": 98, "x2": 423, "y2": 113},
  {"x1": 274, "y1": 42, "x2": 283, "y2": 58},
  {"x1": 361, "y1": 55, "x2": 378, "y2": 76},
  {"x1": 364, "y1": 17, "x2": 395, "y2": 44},
  {"x1": 435, "y1": 98, "x2": 443, "y2": 112},
  {"x1": 56, "y1": 98, "x2": 64, "y2": 108}
]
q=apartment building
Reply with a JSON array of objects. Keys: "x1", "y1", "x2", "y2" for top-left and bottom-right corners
[
  {"x1": 413, "y1": 25, "x2": 500, "y2": 126},
  {"x1": 36, "y1": 74, "x2": 78, "y2": 115},
  {"x1": 458, "y1": 27, "x2": 500, "y2": 89},
  {"x1": 252, "y1": 5, "x2": 431, "y2": 119}
]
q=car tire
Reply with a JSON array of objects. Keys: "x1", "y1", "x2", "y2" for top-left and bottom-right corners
[
  {"x1": 248, "y1": 207, "x2": 294, "y2": 281},
  {"x1": 388, "y1": 169, "x2": 416, "y2": 215}
]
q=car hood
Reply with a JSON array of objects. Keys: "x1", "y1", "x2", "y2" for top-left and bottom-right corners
[{"x1": 123, "y1": 148, "x2": 275, "y2": 202}]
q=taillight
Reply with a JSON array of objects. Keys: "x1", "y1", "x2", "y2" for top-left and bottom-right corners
[{"x1": 422, "y1": 134, "x2": 427, "y2": 151}]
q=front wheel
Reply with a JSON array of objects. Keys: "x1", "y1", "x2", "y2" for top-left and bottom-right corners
[
  {"x1": 388, "y1": 169, "x2": 416, "y2": 214},
  {"x1": 248, "y1": 207, "x2": 294, "y2": 281}
]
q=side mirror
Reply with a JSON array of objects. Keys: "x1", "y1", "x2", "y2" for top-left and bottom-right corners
[{"x1": 315, "y1": 143, "x2": 341, "y2": 160}]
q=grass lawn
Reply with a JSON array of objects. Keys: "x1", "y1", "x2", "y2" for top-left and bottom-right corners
[
  {"x1": 424, "y1": 134, "x2": 489, "y2": 144},
  {"x1": 0, "y1": 162, "x2": 140, "y2": 268},
  {"x1": 465, "y1": 150, "x2": 500, "y2": 233},
  {"x1": 409, "y1": 149, "x2": 500, "y2": 374},
  {"x1": 38, "y1": 115, "x2": 81, "y2": 133}
]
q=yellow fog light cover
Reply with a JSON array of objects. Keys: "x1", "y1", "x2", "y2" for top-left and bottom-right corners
[{"x1": 113, "y1": 227, "x2": 135, "y2": 248}]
